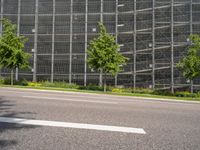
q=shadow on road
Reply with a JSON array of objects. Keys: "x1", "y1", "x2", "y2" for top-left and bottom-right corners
[{"x1": 0, "y1": 96, "x2": 37, "y2": 149}]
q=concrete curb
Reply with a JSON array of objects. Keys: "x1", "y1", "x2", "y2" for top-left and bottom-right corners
[{"x1": 0, "y1": 87, "x2": 200, "y2": 105}]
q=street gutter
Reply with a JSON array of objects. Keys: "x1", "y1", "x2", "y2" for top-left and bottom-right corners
[{"x1": 0, "y1": 86, "x2": 200, "y2": 104}]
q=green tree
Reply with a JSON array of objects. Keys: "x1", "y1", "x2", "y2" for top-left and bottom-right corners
[
  {"x1": 0, "y1": 18, "x2": 30, "y2": 85},
  {"x1": 177, "y1": 34, "x2": 200, "y2": 92},
  {"x1": 87, "y1": 22, "x2": 128, "y2": 92}
]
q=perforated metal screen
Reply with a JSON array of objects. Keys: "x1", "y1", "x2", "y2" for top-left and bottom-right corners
[{"x1": 0, "y1": 0, "x2": 200, "y2": 91}]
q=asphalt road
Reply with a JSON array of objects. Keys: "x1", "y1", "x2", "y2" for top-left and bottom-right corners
[{"x1": 0, "y1": 87, "x2": 200, "y2": 150}]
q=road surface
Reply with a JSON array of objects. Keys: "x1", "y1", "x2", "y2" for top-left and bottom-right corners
[{"x1": 0, "y1": 87, "x2": 200, "y2": 150}]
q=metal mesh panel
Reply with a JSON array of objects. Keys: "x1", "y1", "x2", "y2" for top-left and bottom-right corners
[
  {"x1": 0, "y1": 0, "x2": 200, "y2": 90},
  {"x1": 21, "y1": 0, "x2": 35, "y2": 14},
  {"x1": 3, "y1": 0, "x2": 18, "y2": 14}
]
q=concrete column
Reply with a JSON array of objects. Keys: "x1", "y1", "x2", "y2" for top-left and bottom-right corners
[
  {"x1": 133, "y1": 0, "x2": 137, "y2": 90},
  {"x1": 84, "y1": 0, "x2": 88, "y2": 86},
  {"x1": 190, "y1": 0, "x2": 193, "y2": 93},
  {"x1": 51, "y1": 0, "x2": 55, "y2": 83},
  {"x1": 152, "y1": 0, "x2": 155, "y2": 89},
  {"x1": 190, "y1": 0, "x2": 193, "y2": 34},
  {"x1": 171, "y1": 0, "x2": 174, "y2": 93},
  {"x1": 0, "y1": 0, "x2": 3, "y2": 32},
  {"x1": 16, "y1": 0, "x2": 21, "y2": 81},
  {"x1": 33, "y1": 0, "x2": 38, "y2": 82},
  {"x1": 99, "y1": 0, "x2": 103, "y2": 87},
  {"x1": 115, "y1": 0, "x2": 118, "y2": 87},
  {"x1": 69, "y1": 0, "x2": 73, "y2": 84},
  {"x1": 0, "y1": 0, "x2": 3, "y2": 77}
]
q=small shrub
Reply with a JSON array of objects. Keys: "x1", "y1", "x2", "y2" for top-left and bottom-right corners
[
  {"x1": 53, "y1": 82, "x2": 79, "y2": 89},
  {"x1": 153, "y1": 90, "x2": 173, "y2": 96},
  {"x1": 109, "y1": 87, "x2": 154, "y2": 94},
  {"x1": 16, "y1": 79, "x2": 28, "y2": 86},
  {"x1": 40, "y1": 81, "x2": 55, "y2": 87},
  {"x1": 133, "y1": 88, "x2": 154, "y2": 94},
  {"x1": 21, "y1": 79, "x2": 28, "y2": 86},
  {"x1": 196, "y1": 92, "x2": 200, "y2": 98},
  {"x1": 174, "y1": 91, "x2": 197, "y2": 98},
  {"x1": 0, "y1": 77, "x2": 28, "y2": 86},
  {"x1": 79, "y1": 84, "x2": 113, "y2": 91},
  {"x1": 28, "y1": 82, "x2": 42, "y2": 87},
  {"x1": 79, "y1": 84, "x2": 104, "y2": 91},
  {"x1": 111, "y1": 88, "x2": 132, "y2": 93},
  {"x1": 0, "y1": 77, "x2": 4, "y2": 85},
  {"x1": 112, "y1": 88, "x2": 124, "y2": 93},
  {"x1": 2, "y1": 77, "x2": 12, "y2": 85},
  {"x1": 39, "y1": 81, "x2": 79, "y2": 89}
]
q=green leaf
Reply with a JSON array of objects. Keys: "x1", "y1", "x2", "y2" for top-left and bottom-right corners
[
  {"x1": 0, "y1": 18, "x2": 30, "y2": 70},
  {"x1": 87, "y1": 22, "x2": 128, "y2": 76},
  {"x1": 177, "y1": 34, "x2": 200, "y2": 80}
]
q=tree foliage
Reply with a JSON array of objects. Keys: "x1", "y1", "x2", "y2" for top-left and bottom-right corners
[
  {"x1": 177, "y1": 34, "x2": 200, "y2": 80},
  {"x1": 0, "y1": 18, "x2": 30, "y2": 85},
  {"x1": 87, "y1": 22, "x2": 128, "y2": 91},
  {"x1": 0, "y1": 18, "x2": 30, "y2": 70},
  {"x1": 87, "y1": 22, "x2": 128, "y2": 76}
]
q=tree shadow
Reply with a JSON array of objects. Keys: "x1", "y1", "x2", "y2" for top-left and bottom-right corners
[
  {"x1": 0, "y1": 140, "x2": 17, "y2": 148},
  {"x1": 0, "y1": 96, "x2": 37, "y2": 148},
  {"x1": 0, "y1": 99, "x2": 14, "y2": 112}
]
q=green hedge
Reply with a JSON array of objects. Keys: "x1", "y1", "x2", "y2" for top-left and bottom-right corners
[
  {"x1": 0, "y1": 77, "x2": 28, "y2": 86},
  {"x1": 79, "y1": 84, "x2": 112, "y2": 91},
  {"x1": 111, "y1": 87, "x2": 153, "y2": 94},
  {"x1": 174, "y1": 91, "x2": 199, "y2": 98},
  {"x1": 39, "y1": 81, "x2": 79, "y2": 89},
  {"x1": 0, "y1": 78, "x2": 4, "y2": 85},
  {"x1": 0, "y1": 77, "x2": 199, "y2": 98}
]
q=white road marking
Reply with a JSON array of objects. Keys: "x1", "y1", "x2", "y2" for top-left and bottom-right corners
[
  {"x1": 23, "y1": 96, "x2": 118, "y2": 105},
  {"x1": 0, "y1": 117, "x2": 146, "y2": 134}
]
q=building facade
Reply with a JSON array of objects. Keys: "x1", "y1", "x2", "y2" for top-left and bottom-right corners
[{"x1": 0, "y1": 0, "x2": 200, "y2": 91}]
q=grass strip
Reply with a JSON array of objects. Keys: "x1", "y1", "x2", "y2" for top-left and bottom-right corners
[{"x1": 0, "y1": 85, "x2": 200, "y2": 102}]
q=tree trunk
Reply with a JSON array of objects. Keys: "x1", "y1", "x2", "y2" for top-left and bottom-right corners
[
  {"x1": 104, "y1": 72, "x2": 107, "y2": 93},
  {"x1": 99, "y1": 69, "x2": 103, "y2": 87},
  {"x1": 15, "y1": 67, "x2": 19, "y2": 81},
  {"x1": 131, "y1": 74, "x2": 134, "y2": 93},
  {"x1": 11, "y1": 69, "x2": 14, "y2": 86},
  {"x1": 191, "y1": 80, "x2": 194, "y2": 93}
]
